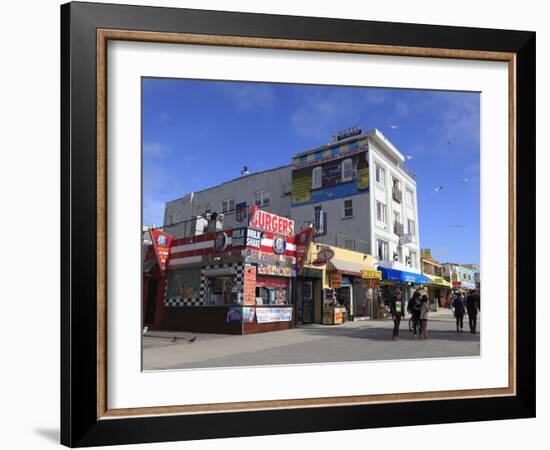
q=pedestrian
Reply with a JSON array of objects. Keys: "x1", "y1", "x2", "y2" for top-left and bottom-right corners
[
  {"x1": 452, "y1": 292, "x2": 466, "y2": 332},
  {"x1": 408, "y1": 291, "x2": 422, "y2": 338},
  {"x1": 389, "y1": 289, "x2": 404, "y2": 341},
  {"x1": 420, "y1": 294, "x2": 430, "y2": 339},
  {"x1": 466, "y1": 289, "x2": 480, "y2": 334}
]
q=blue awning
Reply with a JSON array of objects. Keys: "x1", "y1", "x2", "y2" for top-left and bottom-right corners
[{"x1": 379, "y1": 266, "x2": 430, "y2": 284}]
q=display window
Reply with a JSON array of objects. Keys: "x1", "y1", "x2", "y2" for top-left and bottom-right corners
[
  {"x1": 255, "y1": 276, "x2": 290, "y2": 305},
  {"x1": 166, "y1": 268, "x2": 201, "y2": 299},
  {"x1": 206, "y1": 276, "x2": 240, "y2": 306}
]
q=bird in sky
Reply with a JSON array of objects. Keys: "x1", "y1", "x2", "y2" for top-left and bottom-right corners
[
  {"x1": 448, "y1": 139, "x2": 453, "y2": 145},
  {"x1": 431, "y1": 185, "x2": 444, "y2": 194},
  {"x1": 389, "y1": 124, "x2": 399, "y2": 129},
  {"x1": 240, "y1": 165, "x2": 249, "y2": 175}
]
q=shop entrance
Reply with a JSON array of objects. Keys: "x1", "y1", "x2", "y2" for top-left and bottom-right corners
[
  {"x1": 353, "y1": 280, "x2": 372, "y2": 320},
  {"x1": 144, "y1": 277, "x2": 158, "y2": 325},
  {"x1": 300, "y1": 280, "x2": 314, "y2": 324},
  {"x1": 335, "y1": 284, "x2": 352, "y2": 321}
]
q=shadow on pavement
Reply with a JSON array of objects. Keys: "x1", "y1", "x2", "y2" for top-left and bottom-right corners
[{"x1": 297, "y1": 324, "x2": 480, "y2": 343}]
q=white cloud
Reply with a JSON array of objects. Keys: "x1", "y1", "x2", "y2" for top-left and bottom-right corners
[{"x1": 224, "y1": 84, "x2": 276, "y2": 110}]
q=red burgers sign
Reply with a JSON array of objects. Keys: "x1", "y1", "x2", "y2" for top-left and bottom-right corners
[{"x1": 249, "y1": 205, "x2": 295, "y2": 236}]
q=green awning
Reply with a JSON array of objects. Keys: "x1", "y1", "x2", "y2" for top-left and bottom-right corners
[{"x1": 299, "y1": 267, "x2": 323, "y2": 279}]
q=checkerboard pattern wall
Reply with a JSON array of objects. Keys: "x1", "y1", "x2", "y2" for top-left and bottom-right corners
[{"x1": 164, "y1": 262, "x2": 245, "y2": 307}]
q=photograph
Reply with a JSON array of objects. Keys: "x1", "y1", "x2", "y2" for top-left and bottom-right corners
[
  {"x1": 141, "y1": 79, "x2": 482, "y2": 371},
  {"x1": 57, "y1": 1, "x2": 536, "y2": 446}
]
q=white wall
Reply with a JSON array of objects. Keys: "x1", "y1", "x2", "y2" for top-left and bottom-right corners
[{"x1": 0, "y1": 1, "x2": 547, "y2": 450}]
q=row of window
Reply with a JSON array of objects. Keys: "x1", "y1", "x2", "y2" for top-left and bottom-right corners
[
  {"x1": 221, "y1": 190, "x2": 270, "y2": 213},
  {"x1": 374, "y1": 164, "x2": 415, "y2": 207},
  {"x1": 375, "y1": 200, "x2": 416, "y2": 237},
  {"x1": 376, "y1": 239, "x2": 418, "y2": 268}
]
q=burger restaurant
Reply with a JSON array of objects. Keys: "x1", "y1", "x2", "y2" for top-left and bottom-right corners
[{"x1": 143, "y1": 208, "x2": 298, "y2": 335}]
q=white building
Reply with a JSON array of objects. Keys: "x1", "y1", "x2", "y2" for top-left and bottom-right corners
[
  {"x1": 163, "y1": 127, "x2": 422, "y2": 275},
  {"x1": 290, "y1": 128, "x2": 422, "y2": 275}
]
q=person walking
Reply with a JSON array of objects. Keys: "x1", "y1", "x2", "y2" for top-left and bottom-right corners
[
  {"x1": 466, "y1": 289, "x2": 480, "y2": 334},
  {"x1": 452, "y1": 292, "x2": 466, "y2": 332},
  {"x1": 408, "y1": 291, "x2": 422, "y2": 338},
  {"x1": 420, "y1": 295, "x2": 430, "y2": 339},
  {"x1": 389, "y1": 289, "x2": 405, "y2": 341}
]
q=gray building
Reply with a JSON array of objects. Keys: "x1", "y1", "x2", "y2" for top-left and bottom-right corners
[{"x1": 163, "y1": 165, "x2": 292, "y2": 237}]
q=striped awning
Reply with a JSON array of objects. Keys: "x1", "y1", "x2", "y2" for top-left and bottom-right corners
[{"x1": 328, "y1": 259, "x2": 374, "y2": 277}]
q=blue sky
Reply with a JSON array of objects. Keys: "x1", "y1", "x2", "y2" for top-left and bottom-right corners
[{"x1": 143, "y1": 78, "x2": 480, "y2": 264}]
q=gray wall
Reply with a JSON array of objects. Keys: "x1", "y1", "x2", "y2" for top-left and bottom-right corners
[{"x1": 163, "y1": 165, "x2": 293, "y2": 237}]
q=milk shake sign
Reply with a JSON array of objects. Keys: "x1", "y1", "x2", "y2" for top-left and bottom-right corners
[{"x1": 249, "y1": 205, "x2": 295, "y2": 236}]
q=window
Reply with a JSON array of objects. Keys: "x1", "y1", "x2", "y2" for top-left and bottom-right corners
[
  {"x1": 377, "y1": 239, "x2": 389, "y2": 261},
  {"x1": 311, "y1": 166, "x2": 322, "y2": 189},
  {"x1": 254, "y1": 190, "x2": 270, "y2": 206},
  {"x1": 408, "y1": 219, "x2": 416, "y2": 237},
  {"x1": 343, "y1": 199, "x2": 353, "y2": 218},
  {"x1": 394, "y1": 210, "x2": 401, "y2": 224},
  {"x1": 282, "y1": 183, "x2": 292, "y2": 195},
  {"x1": 375, "y1": 164, "x2": 386, "y2": 186},
  {"x1": 376, "y1": 201, "x2": 387, "y2": 224},
  {"x1": 221, "y1": 199, "x2": 235, "y2": 213},
  {"x1": 341, "y1": 158, "x2": 353, "y2": 182},
  {"x1": 409, "y1": 251, "x2": 417, "y2": 268},
  {"x1": 406, "y1": 188, "x2": 414, "y2": 207},
  {"x1": 343, "y1": 238, "x2": 354, "y2": 250}
]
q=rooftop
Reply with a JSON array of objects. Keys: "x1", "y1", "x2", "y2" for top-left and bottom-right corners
[{"x1": 166, "y1": 164, "x2": 292, "y2": 205}]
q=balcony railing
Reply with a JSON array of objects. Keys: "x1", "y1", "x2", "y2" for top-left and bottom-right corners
[
  {"x1": 392, "y1": 187, "x2": 403, "y2": 203},
  {"x1": 393, "y1": 221, "x2": 404, "y2": 236}
]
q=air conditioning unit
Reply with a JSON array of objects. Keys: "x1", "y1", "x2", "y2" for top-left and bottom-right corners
[{"x1": 206, "y1": 212, "x2": 225, "y2": 232}]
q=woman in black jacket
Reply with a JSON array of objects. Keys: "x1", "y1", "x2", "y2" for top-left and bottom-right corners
[{"x1": 389, "y1": 290, "x2": 405, "y2": 341}]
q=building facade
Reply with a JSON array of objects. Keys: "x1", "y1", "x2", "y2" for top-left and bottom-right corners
[
  {"x1": 158, "y1": 127, "x2": 426, "y2": 319},
  {"x1": 290, "y1": 128, "x2": 421, "y2": 273}
]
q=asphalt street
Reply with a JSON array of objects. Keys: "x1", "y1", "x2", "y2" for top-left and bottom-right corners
[{"x1": 142, "y1": 308, "x2": 481, "y2": 370}]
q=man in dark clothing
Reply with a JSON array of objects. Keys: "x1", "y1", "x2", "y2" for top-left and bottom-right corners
[
  {"x1": 466, "y1": 290, "x2": 480, "y2": 334},
  {"x1": 452, "y1": 292, "x2": 466, "y2": 332},
  {"x1": 389, "y1": 290, "x2": 405, "y2": 341},
  {"x1": 408, "y1": 292, "x2": 422, "y2": 338}
]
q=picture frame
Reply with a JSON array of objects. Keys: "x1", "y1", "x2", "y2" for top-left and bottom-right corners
[{"x1": 60, "y1": 1, "x2": 535, "y2": 447}]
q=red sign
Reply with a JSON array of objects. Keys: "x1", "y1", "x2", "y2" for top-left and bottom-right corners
[
  {"x1": 255, "y1": 276, "x2": 289, "y2": 288},
  {"x1": 249, "y1": 205, "x2": 295, "y2": 236},
  {"x1": 295, "y1": 228, "x2": 313, "y2": 273},
  {"x1": 243, "y1": 265, "x2": 257, "y2": 305},
  {"x1": 149, "y1": 229, "x2": 173, "y2": 273},
  {"x1": 312, "y1": 245, "x2": 335, "y2": 266}
]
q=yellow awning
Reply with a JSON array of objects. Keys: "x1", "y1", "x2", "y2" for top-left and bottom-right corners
[{"x1": 425, "y1": 274, "x2": 451, "y2": 287}]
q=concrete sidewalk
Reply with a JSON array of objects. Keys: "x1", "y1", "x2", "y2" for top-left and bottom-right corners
[{"x1": 142, "y1": 307, "x2": 480, "y2": 370}]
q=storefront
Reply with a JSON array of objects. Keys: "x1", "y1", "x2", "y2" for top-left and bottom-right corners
[
  {"x1": 423, "y1": 274, "x2": 452, "y2": 310},
  {"x1": 377, "y1": 266, "x2": 430, "y2": 310},
  {"x1": 154, "y1": 209, "x2": 298, "y2": 335},
  {"x1": 297, "y1": 241, "x2": 379, "y2": 324}
]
